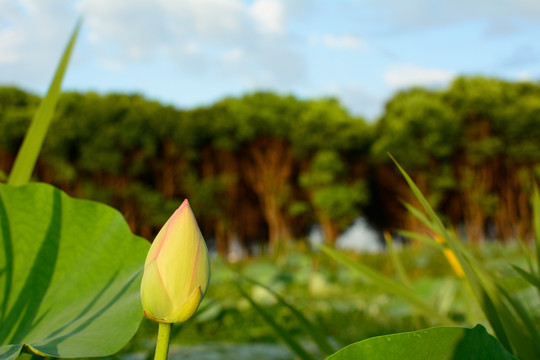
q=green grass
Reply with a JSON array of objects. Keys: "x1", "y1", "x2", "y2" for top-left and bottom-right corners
[{"x1": 114, "y1": 243, "x2": 529, "y2": 358}]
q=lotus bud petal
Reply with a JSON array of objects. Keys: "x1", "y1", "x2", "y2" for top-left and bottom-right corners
[{"x1": 140, "y1": 199, "x2": 210, "y2": 323}]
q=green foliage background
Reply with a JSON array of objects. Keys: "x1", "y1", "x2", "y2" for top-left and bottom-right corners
[{"x1": 1, "y1": 76, "x2": 540, "y2": 252}]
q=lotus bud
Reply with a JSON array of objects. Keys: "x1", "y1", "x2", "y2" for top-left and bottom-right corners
[{"x1": 140, "y1": 200, "x2": 210, "y2": 323}]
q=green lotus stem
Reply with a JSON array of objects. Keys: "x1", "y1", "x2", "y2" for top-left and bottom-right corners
[{"x1": 154, "y1": 322, "x2": 172, "y2": 360}]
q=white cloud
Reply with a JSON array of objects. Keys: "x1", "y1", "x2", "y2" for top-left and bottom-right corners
[
  {"x1": 0, "y1": 0, "x2": 78, "y2": 90},
  {"x1": 324, "y1": 83, "x2": 383, "y2": 120},
  {"x1": 222, "y1": 48, "x2": 245, "y2": 62},
  {"x1": 98, "y1": 57, "x2": 124, "y2": 72},
  {"x1": 77, "y1": 0, "x2": 303, "y2": 85},
  {"x1": 155, "y1": 0, "x2": 246, "y2": 41},
  {"x1": 184, "y1": 42, "x2": 200, "y2": 56},
  {"x1": 516, "y1": 71, "x2": 532, "y2": 82},
  {"x1": 384, "y1": 64, "x2": 455, "y2": 89},
  {"x1": 0, "y1": 0, "x2": 21, "y2": 21},
  {"x1": 362, "y1": 0, "x2": 540, "y2": 36},
  {"x1": 249, "y1": 0, "x2": 285, "y2": 35},
  {"x1": 0, "y1": 28, "x2": 22, "y2": 64},
  {"x1": 0, "y1": 0, "x2": 75, "y2": 53},
  {"x1": 322, "y1": 34, "x2": 363, "y2": 50},
  {"x1": 310, "y1": 34, "x2": 364, "y2": 50}
]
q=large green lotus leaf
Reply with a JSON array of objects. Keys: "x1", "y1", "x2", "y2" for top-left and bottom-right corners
[
  {"x1": 328, "y1": 324, "x2": 517, "y2": 360},
  {"x1": 0, "y1": 183, "x2": 150, "y2": 360}
]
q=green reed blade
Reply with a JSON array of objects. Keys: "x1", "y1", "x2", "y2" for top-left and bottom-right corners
[
  {"x1": 319, "y1": 244, "x2": 455, "y2": 326},
  {"x1": 235, "y1": 282, "x2": 316, "y2": 360},
  {"x1": 238, "y1": 274, "x2": 336, "y2": 356},
  {"x1": 8, "y1": 20, "x2": 81, "y2": 186}
]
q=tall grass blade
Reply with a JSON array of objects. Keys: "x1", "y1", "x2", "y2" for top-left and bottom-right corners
[
  {"x1": 483, "y1": 276, "x2": 540, "y2": 360},
  {"x1": 533, "y1": 186, "x2": 540, "y2": 274},
  {"x1": 397, "y1": 230, "x2": 444, "y2": 250},
  {"x1": 401, "y1": 202, "x2": 440, "y2": 235},
  {"x1": 391, "y1": 155, "x2": 540, "y2": 359},
  {"x1": 319, "y1": 244, "x2": 455, "y2": 326},
  {"x1": 8, "y1": 20, "x2": 81, "y2": 186},
  {"x1": 389, "y1": 156, "x2": 448, "y2": 236},
  {"x1": 515, "y1": 237, "x2": 534, "y2": 273},
  {"x1": 392, "y1": 156, "x2": 511, "y2": 347},
  {"x1": 238, "y1": 274, "x2": 336, "y2": 356},
  {"x1": 383, "y1": 232, "x2": 411, "y2": 289},
  {"x1": 512, "y1": 266, "x2": 540, "y2": 290},
  {"x1": 235, "y1": 282, "x2": 316, "y2": 360},
  {"x1": 461, "y1": 247, "x2": 540, "y2": 359}
]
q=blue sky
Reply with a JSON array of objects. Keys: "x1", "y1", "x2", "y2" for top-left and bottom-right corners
[{"x1": 1, "y1": 0, "x2": 539, "y2": 121}]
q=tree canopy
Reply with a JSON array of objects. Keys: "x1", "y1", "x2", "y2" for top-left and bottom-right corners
[{"x1": 1, "y1": 76, "x2": 539, "y2": 253}]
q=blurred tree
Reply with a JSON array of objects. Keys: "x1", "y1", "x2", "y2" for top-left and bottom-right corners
[
  {"x1": 225, "y1": 93, "x2": 302, "y2": 253},
  {"x1": 444, "y1": 77, "x2": 512, "y2": 242},
  {"x1": 292, "y1": 98, "x2": 372, "y2": 246},
  {"x1": 370, "y1": 88, "x2": 459, "y2": 234},
  {"x1": 0, "y1": 87, "x2": 39, "y2": 174},
  {"x1": 300, "y1": 150, "x2": 368, "y2": 246},
  {"x1": 2, "y1": 76, "x2": 540, "y2": 251},
  {"x1": 489, "y1": 81, "x2": 540, "y2": 240}
]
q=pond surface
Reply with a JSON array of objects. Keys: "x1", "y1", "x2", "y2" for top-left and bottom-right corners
[
  {"x1": 120, "y1": 343, "x2": 294, "y2": 360},
  {"x1": 168, "y1": 343, "x2": 294, "y2": 360}
]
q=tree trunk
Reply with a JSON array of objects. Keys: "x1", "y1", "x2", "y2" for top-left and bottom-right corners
[
  {"x1": 241, "y1": 137, "x2": 294, "y2": 253},
  {"x1": 319, "y1": 215, "x2": 339, "y2": 247}
]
